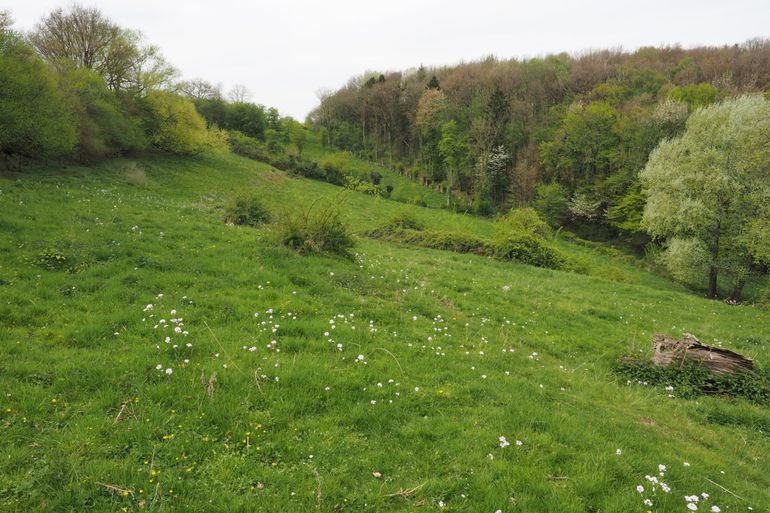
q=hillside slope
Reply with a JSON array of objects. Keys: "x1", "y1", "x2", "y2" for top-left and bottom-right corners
[{"x1": 1, "y1": 153, "x2": 769, "y2": 512}]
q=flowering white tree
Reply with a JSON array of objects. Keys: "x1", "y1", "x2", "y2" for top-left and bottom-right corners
[{"x1": 641, "y1": 95, "x2": 770, "y2": 301}]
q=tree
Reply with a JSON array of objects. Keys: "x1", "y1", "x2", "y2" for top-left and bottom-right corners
[
  {"x1": 143, "y1": 91, "x2": 228, "y2": 155},
  {"x1": 641, "y1": 95, "x2": 770, "y2": 301},
  {"x1": 29, "y1": 5, "x2": 115, "y2": 70},
  {"x1": 0, "y1": 19, "x2": 76, "y2": 163},
  {"x1": 225, "y1": 102, "x2": 267, "y2": 140},
  {"x1": 539, "y1": 101, "x2": 623, "y2": 191},
  {"x1": 533, "y1": 182, "x2": 570, "y2": 227},
  {"x1": 438, "y1": 120, "x2": 468, "y2": 206},
  {"x1": 415, "y1": 89, "x2": 448, "y2": 178},
  {"x1": 228, "y1": 84, "x2": 252, "y2": 103},
  {"x1": 29, "y1": 5, "x2": 175, "y2": 93},
  {"x1": 178, "y1": 78, "x2": 221, "y2": 100},
  {"x1": 61, "y1": 67, "x2": 147, "y2": 161},
  {"x1": 288, "y1": 121, "x2": 307, "y2": 155},
  {"x1": 668, "y1": 83, "x2": 719, "y2": 110}
]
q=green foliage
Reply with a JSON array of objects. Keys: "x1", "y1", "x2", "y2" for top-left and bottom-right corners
[
  {"x1": 143, "y1": 91, "x2": 229, "y2": 155},
  {"x1": 0, "y1": 28, "x2": 76, "y2": 161},
  {"x1": 668, "y1": 83, "x2": 719, "y2": 109},
  {"x1": 224, "y1": 195, "x2": 271, "y2": 226},
  {"x1": 225, "y1": 102, "x2": 267, "y2": 140},
  {"x1": 533, "y1": 182, "x2": 570, "y2": 227},
  {"x1": 496, "y1": 208, "x2": 552, "y2": 239},
  {"x1": 539, "y1": 101, "x2": 623, "y2": 189},
  {"x1": 755, "y1": 279, "x2": 770, "y2": 310},
  {"x1": 3, "y1": 150, "x2": 770, "y2": 511},
  {"x1": 607, "y1": 181, "x2": 646, "y2": 234},
  {"x1": 319, "y1": 151, "x2": 354, "y2": 185},
  {"x1": 288, "y1": 120, "x2": 308, "y2": 155},
  {"x1": 370, "y1": 208, "x2": 565, "y2": 269},
  {"x1": 641, "y1": 95, "x2": 770, "y2": 298},
  {"x1": 492, "y1": 232, "x2": 567, "y2": 269},
  {"x1": 386, "y1": 210, "x2": 426, "y2": 231},
  {"x1": 34, "y1": 248, "x2": 69, "y2": 271},
  {"x1": 344, "y1": 175, "x2": 382, "y2": 196},
  {"x1": 368, "y1": 225, "x2": 489, "y2": 255},
  {"x1": 615, "y1": 359, "x2": 770, "y2": 406},
  {"x1": 278, "y1": 199, "x2": 355, "y2": 257},
  {"x1": 62, "y1": 68, "x2": 147, "y2": 161}
]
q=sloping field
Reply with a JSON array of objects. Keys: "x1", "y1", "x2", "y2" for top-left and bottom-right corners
[{"x1": 1, "y1": 153, "x2": 768, "y2": 512}]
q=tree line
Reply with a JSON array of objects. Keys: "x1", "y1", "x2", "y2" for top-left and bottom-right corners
[
  {"x1": 309, "y1": 43, "x2": 770, "y2": 300},
  {"x1": 0, "y1": 6, "x2": 304, "y2": 167}
]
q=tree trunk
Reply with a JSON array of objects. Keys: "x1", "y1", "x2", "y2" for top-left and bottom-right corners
[
  {"x1": 729, "y1": 279, "x2": 745, "y2": 303},
  {"x1": 707, "y1": 220, "x2": 721, "y2": 299},
  {"x1": 707, "y1": 266, "x2": 718, "y2": 299},
  {"x1": 651, "y1": 333, "x2": 754, "y2": 374}
]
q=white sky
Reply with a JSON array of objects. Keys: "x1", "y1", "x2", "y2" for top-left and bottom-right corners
[{"x1": 6, "y1": 1, "x2": 769, "y2": 120}]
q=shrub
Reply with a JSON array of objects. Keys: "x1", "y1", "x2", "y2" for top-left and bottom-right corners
[
  {"x1": 492, "y1": 233, "x2": 567, "y2": 269},
  {"x1": 419, "y1": 231, "x2": 489, "y2": 254},
  {"x1": 388, "y1": 211, "x2": 425, "y2": 231},
  {"x1": 344, "y1": 175, "x2": 382, "y2": 196},
  {"x1": 496, "y1": 208, "x2": 552, "y2": 239},
  {"x1": 367, "y1": 225, "x2": 488, "y2": 256},
  {"x1": 224, "y1": 196, "x2": 271, "y2": 226},
  {"x1": 278, "y1": 199, "x2": 354, "y2": 257},
  {"x1": 319, "y1": 152, "x2": 352, "y2": 185},
  {"x1": 615, "y1": 358, "x2": 770, "y2": 406}
]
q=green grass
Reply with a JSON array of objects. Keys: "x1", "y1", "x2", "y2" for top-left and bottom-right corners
[
  {"x1": 1, "y1": 152, "x2": 769, "y2": 512},
  {"x1": 302, "y1": 140, "x2": 448, "y2": 209}
]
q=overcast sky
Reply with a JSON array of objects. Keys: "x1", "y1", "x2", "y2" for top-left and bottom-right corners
[{"x1": 6, "y1": 1, "x2": 769, "y2": 119}]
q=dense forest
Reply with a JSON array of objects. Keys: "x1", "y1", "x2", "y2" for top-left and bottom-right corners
[{"x1": 309, "y1": 43, "x2": 770, "y2": 236}]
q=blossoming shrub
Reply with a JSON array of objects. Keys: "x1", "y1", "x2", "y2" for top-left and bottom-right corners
[
  {"x1": 278, "y1": 199, "x2": 354, "y2": 257},
  {"x1": 224, "y1": 195, "x2": 271, "y2": 226}
]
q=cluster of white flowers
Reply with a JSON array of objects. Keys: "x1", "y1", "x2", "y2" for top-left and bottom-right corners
[
  {"x1": 634, "y1": 463, "x2": 732, "y2": 512},
  {"x1": 684, "y1": 493, "x2": 722, "y2": 512},
  {"x1": 142, "y1": 295, "x2": 196, "y2": 377}
]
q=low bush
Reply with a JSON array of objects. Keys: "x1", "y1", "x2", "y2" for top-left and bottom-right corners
[
  {"x1": 278, "y1": 199, "x2": 354, "y2": 257},
  {"x1": 492, "y1": 233, "x2": 567, "y2": 269},
  {"x1": 344, "y1": 175, "x2": 382, "y2": 196},
  {"x1": 368, "y1": 214, "x2": 565, "y2": 269},
  {"x1": 387, "y1": 211, "x2": 425, "y2": 231},
  {"x1": 615, "y1": 358, "x2": 770, "y2": 406},
  {"x1": 496, "y1": 208, "x2": 552, "y2": 239},
  {"x1": 224, "y1": 195, "x2": 271, "y2": 226}
]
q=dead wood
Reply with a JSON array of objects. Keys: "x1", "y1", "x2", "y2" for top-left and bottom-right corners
[{"x1": 651, "y1": 333, "x2": 754, "y2": 375}]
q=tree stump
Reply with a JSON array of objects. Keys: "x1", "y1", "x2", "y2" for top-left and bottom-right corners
[{"x1": 651, "y1": 333, "x2": 754, "y2": 374}]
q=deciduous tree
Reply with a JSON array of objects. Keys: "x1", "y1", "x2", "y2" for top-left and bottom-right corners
[{"x1": 641, "y1": 95, "x2": 770, "y2": 300}]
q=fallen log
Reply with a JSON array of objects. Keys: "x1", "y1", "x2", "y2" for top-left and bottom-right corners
[{"x1": 651, "y1": 333, "x2": 754, "y2": 375}]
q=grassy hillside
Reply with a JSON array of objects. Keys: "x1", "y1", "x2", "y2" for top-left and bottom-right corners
[
  {"x1": 1, "y1": 153, "x2": 769, "y2": 513},
  {"x1": 301, "y1": 139, "x2": 448, "y2": 209}
]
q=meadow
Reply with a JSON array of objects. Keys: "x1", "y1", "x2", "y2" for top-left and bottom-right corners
[{"x1": 1, "y1": 152, "x2": 769, "y2": 512}]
